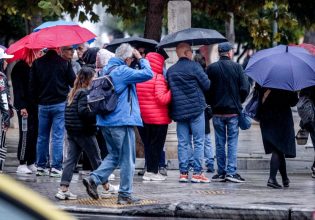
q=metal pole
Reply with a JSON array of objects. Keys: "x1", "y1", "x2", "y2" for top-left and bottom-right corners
[{"x1": 272, "y1": 3, "x2": 278, "y2": 47}]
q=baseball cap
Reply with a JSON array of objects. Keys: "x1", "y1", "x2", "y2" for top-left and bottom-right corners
[{"x1": 218, "y1": 42, "x2": 233, "y2": 53}]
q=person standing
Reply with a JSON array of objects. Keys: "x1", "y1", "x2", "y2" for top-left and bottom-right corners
[
  {"x1": 258, "y1": 87, "x2": 298, "y2": 188},
  {"x1": 11, "y1": 58, "x2": 38, "y2": 174},
  {"x1": 29, "y1": 49, "x2": 76, "y2": 177},
  {"x1": 167, "y1": 42, "x2": 211, "y2": 183},
  {"x1": 60, "y1": 46, "x2": 81, "y2": 74},
  {"x1": 136, "y1": 52, "x2": 171, "y2": 181},
  {"x1": 0, "y1": 48, "x2": 13, "y2": 173},
  {"x1": 206, "y1": 42, "x2": 249, "y2": 183},
  {"x1": 82, "y1": 43, "x2": 153, "y2": 204}
]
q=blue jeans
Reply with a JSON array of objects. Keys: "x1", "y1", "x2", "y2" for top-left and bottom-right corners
[
  {"x1": 212, "y1": 116, "x2": 239, "y2": 176},
  {"x1": 177, "y1": 112, "x2": 205, "y2": 173},
  {"x1": 188, "y1": 133, "x2": 214, "y2": 169},
  {"x1": 91, "y1": 126, "x2": 135, "y2": 197},
  {"x1": 36, "y1": 102, "x2": 65, "y2": 170}
]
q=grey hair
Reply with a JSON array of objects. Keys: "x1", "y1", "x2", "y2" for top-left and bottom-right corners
[
  {"x1": 115, "y1": 43, "x2": 133, "y2": 60},
  {"x1": 219, "y1": 51, "x2": 229, "y2": 57}
]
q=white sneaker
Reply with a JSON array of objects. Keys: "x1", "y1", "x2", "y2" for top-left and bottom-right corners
[
  {"x1": 55, "y1": 189, "x2": 77, "y2": 200},
  {"x1": 143, "y1": 172, "x2": 166, "y2": 181},
  {"x1": 16, "y1": 165, "x2": 32, "y2": 174},
  {"x1": 36, "y1": 167, "x2": 50, "y2": 176},
  {"x1": 50, "y1": 168, "x2": 62, "y2": 177},
  {"x1": 27, "y1": 164, "x2": 37, "y2": 173},
  {"x1": 108, "y1": 173, "x2": 115, "y2": 180},
  {"x1": 100, "y1": 183, "x2": 119, "y2": 198}
]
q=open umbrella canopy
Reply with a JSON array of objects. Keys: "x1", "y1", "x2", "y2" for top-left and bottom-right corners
[
  {"x1": 106, "y1": 37, "x2": 158, "y2": 53},
  {"x1": 294, "y1": 43, "x2": 315, "y2": 55},
  {"x1": 6, "y1": 25, "x2": 96, "y2": 62},
  {"x1": 245, "y1": 45, "x2": 315, "y2": 91},
  {"x1": 33, "y1": 20, "x2": 78, "y2": 32},
  {"x1": 157, "y1": 28, "x2": 227, "y2": 48}
]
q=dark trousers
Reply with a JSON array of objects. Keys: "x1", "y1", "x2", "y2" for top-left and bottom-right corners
[
  {"x1": 61, "y1": 134, "x2": 102, "y2": 186},
  {"x1": 17, "y1": 110, "x2": 38, "y2": 165},
  {"x1": 82, "y1": 128, "x2": 108, "y2": 170},
  {"x1": 138, "y1": 124, "x2": 168, "y2": 173}
]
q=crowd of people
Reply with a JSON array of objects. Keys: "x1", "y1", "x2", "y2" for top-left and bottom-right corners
[{"x1": 0, "y1": 38, "x2": 314, "y2": 205}]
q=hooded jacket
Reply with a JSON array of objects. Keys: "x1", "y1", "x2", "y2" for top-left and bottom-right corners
[
  {"x1": 136, "y1": 52, "x2": 172, "y2": 125},
  {"x1": 96, "y1": 57, "x2": 153, "y2": 127}
]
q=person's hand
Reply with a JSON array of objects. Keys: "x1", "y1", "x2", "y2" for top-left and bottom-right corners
[
  {"x1": 20, "y1": 108, "x2": 28, "y2": 117},
  {"x1": 132, "y1": 49, "x2": 142, "y2": 60}
]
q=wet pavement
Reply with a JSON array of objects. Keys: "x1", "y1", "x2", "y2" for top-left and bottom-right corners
[{"x1": 2, "y1": 113, "x2": 315, "y2": 219}]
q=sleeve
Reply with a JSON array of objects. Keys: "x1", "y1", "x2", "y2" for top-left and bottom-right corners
[
  {"x1": 66, "y1": 61, "x2": 76, "y2": 87},
  {"x1": 154, "y1": 74, "x2": 172, "y2": 105},
  {"x1": 77, "y1": 91, "x2": 96, "y2": 120},
  {"x1": 238, "y1": 65, "x2": 250, "y2": 103},
  {"x1": 11, "y1": 66, "x2": 27, "y2": 110},
  {"x1": 121, "y1": 58, "x2": 153, "y2": 84},
  {"x1": 195, "y1": 63, "x2": 210, "y2": 92},
  {"x1": 29, "y1": 62, "x2": 38, "y2": 105}
]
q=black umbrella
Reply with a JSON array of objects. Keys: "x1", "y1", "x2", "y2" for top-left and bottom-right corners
[
  {"x1": 106, "y1": 37, "x2": 158, "y2": 53},
  {"x1": 157, "y1": 28, "x2": 227, "y2": 48}
]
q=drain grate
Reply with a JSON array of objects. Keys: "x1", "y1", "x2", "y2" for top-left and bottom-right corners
[
  {"x1": 65, "y1": 196, "x2": 158, "y2": 208},
  {"x1": 195, "y1": 190, "x2": 226, "y2": 195}
]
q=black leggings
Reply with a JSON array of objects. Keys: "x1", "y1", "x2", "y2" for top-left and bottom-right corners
[{"x1": 269, "y1": 149, "x2": 288, "y2": 180}]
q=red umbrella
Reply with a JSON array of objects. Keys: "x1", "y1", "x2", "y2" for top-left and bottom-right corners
[
  {"x1": 6, "y1": 25, "x2": 96, "y2": 62},
  {"x1": 292, "y1": 43, "x2": 315, "y2": 55}
]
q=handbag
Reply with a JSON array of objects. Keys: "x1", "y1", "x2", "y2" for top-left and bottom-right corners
[{"x1": 295, "y1": 128, "x2": 309, "y2": 145}]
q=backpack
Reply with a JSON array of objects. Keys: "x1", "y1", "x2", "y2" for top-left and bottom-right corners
[
  {"x1": 297, "y1": 96, "x2": 315, "y2": 125},
  {"x1": 244, "y1": 89, "x2": 260, "y2": 122},
  {"x1": 87, "y1": 66, "x2": 118, "y2": 115}
]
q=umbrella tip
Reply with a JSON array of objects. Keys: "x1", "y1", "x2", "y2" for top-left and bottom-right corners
[{"x1": 286, "y1": 45, "x2": 288, "y2": 52}]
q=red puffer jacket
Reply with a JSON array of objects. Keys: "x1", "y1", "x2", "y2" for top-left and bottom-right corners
[{"x1": 136, "y1": 52, "x2": 172, "y2": 124}]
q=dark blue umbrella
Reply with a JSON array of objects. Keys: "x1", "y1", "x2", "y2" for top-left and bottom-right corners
[
  {"x1": 245, "y1": 45, "x2": 315, "y2": 91},
  {"x1": 157, "y1": 28, "x2": 227, "y2": 48}
]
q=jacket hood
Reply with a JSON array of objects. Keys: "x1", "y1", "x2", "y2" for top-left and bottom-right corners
[
  {"x1": 146, "y1": 52, "x2": 164, "y2": 75},
  {"x1": 103, "y1": 57, "x2": 125, "y2": 74}
]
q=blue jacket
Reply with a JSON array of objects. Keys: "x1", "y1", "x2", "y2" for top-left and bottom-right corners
[
  {"x1": 97, "y1": 57, "x2": 153, "y2": 127},
  {"x1": 167, "y1": 57, "x2": 210, "y2": 121}
]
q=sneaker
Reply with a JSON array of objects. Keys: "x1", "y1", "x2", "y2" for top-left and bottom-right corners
[
  {"x1": 312, "y1": 167, "x2": 315, "y2": 178},
  {"x1": 226, "y1": 173, "x2": 245, "y2": 183},
  {"x1": 191, "y1": 173, "x2": 211, "y2": 183},
  {"x1": 108, "y1": 173, "x2": 115, "y2": 180},
  {"x1": 50, "y1": 168, "x2": 62, "y2": 177},
  {"x1": 27, "y1": 164, "x2": 37, "y2": 173},
  {"x1": 100, "y1": 183, "x2": 119, "y2": 198},
  {"x1": 55, "y1": 189, "x2": 77, "y2": 200},
  {"x1": 206, "y1": 166, "x2": 215, "y2": 173},
  {"x1": 211, "y1": 174, "x2": 226, "y2": 182},
  {"x1": 36, "y1": 167, "x2": 50, "y2": 176},
  {"x1": 117, "y1": 195, "x2": 141, "y2": 205},
  {"x1": 179, "y1": 173, "x2": 189, "y2": 183},
  {"x1": 159, "y1": 167, "x2": 167, "y2": 176},
  {"x1": 143, "y1": 172, "x2": 166, "y2": 181},
  {"x1": 16, "y1": 165, "x2": 32, "y2": 174},
  {"x1": 137, "y1": 167, "x2": 146, "y2": 176},
  {"x1": 83, "y1": 177, "x2": 99, "y2": 200}
]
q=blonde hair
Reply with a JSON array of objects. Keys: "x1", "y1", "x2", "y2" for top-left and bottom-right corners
[{"x1": 68, "y1": 67, "x2": 95, "y2": 106}]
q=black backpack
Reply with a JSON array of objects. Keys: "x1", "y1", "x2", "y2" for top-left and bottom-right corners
[
  {"x1": 297, "y1": 95, "x2": 315, "y2": 125},
  {"x1": 87, "y1": 66, "x2": 118, "y2": 115}
]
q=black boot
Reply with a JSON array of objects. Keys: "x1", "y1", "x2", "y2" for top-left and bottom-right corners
[
  {"x1": 282, "y1": 178, "x2": 290, "y2": 187},
  {"x1": 267, "y1": 178, "x2": 282, "y2": 189}
]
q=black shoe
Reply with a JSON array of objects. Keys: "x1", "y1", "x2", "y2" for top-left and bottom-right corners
[
  {"x1": 138, "y1": 167, "x2": 146, "y2": 176},
  {"x1": 211, "y1": 174, "x2": 226, "y2": 182},
  {"x1": 267, "y1": 178, "x2": 282, "y2": 189},
  {"x1": 159, "y1": 167, "x2": 167, "y2": 176},
  {"x1": 117, "y1": 195, "x2": 141, "y2": 205},
  {"x1": 206, "y1": 166, "x2": 215, "y2": 173},
  {"x1": 83, "y1": 177, "x2": 99, "y2": 200},
  {"x1": 312, "y1": 167, "x2": 315, "y2": 178},
  {"x1": 282, "y1": 178, "x2": 290, "y2": 187},
  {"x1": 226, "y1": 173, "x2": 245, "y2": 183}
]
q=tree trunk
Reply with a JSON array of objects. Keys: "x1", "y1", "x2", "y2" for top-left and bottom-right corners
[
  {"x1": 225, "y1": 12, "x2": 235, "y2": 45},
  {"x1": 144, "y1": 0, "x2": 167, "y2": 41}
]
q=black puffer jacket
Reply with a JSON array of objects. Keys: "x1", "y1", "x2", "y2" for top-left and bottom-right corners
[{"x1": 65, "y1": 89, "x2": 96, "y2": 136}]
